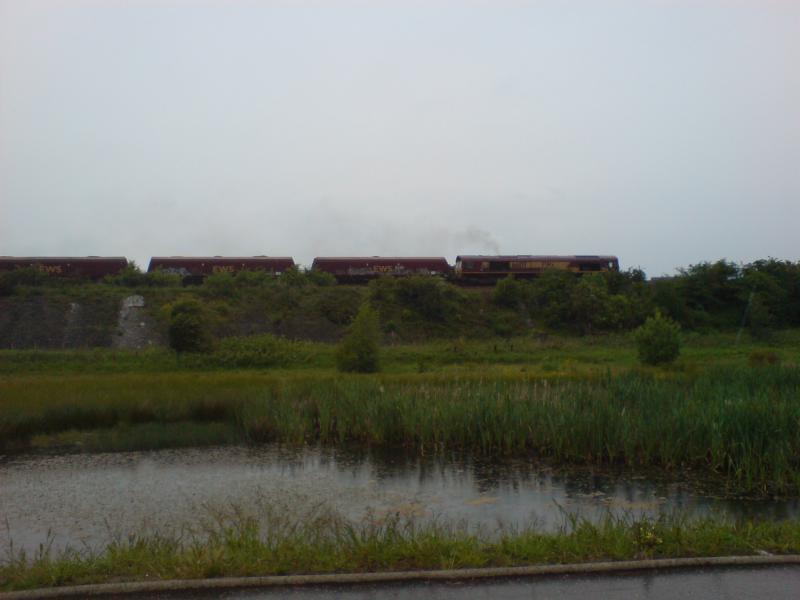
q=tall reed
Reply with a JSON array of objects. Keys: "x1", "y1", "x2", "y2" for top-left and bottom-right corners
[{"x1": 239, "y1": 367, "x2": 800, "y2": 494}]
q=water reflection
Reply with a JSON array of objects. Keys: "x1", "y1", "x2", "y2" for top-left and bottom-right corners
[{"x1": 1, "y1": 444, "x2": 797, "y2": 556}]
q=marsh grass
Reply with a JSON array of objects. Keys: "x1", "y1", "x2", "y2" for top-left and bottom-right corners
[
  {"x1": 2, "y1": 367, "x2": 799, "y2": 493},
  {"x1": 2, "y1": 507, "x2": 800, "y2": 592},
  {"x1": 30, "y1": 422, "x2": 239, "y2": 452}
]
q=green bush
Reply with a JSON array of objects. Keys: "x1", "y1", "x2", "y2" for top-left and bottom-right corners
[
  {"x1": 106, "y1": 263, "x2": 181, "y2": 287},
  {"x1": 569, "y1": 274, "x2": 613, "y2": 334},
  {"x1": 492, "y1": 276, "x2": 530, "y2": 309},
  {"x1": 529, "y1": 269, "x2": 577, "y2": 328},
  {"x1": 634, "y1": 311, "x2": 682, "y2": 365},
  {"x1": 394, "y1": 276, "x2": 450, "y2": 320},
  {"x1": 746, "y1": 293, "x2": 774, "y2": 340},
  {"x1": 202, "y1": 271, "x2": 237, "y2": 298},
  {"x1": 305, "y1": 269, "x2": 337, "y2": 287},
  {"x1": 0, "y1": 266, "x2": 48, "y2": 295},
  {"x1": 369, "y1": 276, "x2": 464, "y2": 327},
  {"x1": 168, "y1": 298, "x2": 213, "y2": 353},
  {"x1": 336, "y1": 302, "x2": 381, "y2": 373},
  {"x1": 316, "y1": 287, "x2": 363, "y2": 325}
]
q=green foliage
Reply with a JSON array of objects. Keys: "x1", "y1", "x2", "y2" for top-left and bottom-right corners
[
  {"x1": 569, "y1": 275, "x2": 614, "y2": 334},
  {"x1": 315, "y1": 287, "x2": 364, "y2": 325},
  {"x1": 0, "y1": 266, "x2": 48, "y2": 295},
  {"x1": 5, "y1": 366, "x2": 800, "y2": 493},
  {"x1": 4, "y1": 509, "x2": 800, "y2": 592},
  {"x1": 336, "y1": 302, "x2": 381, "y2": 372},
  {"x1": 393, "y1": 276, "x2": 451, "y2": 320},
  {"x1": 634, "y1": 311, "x2": 682, "y2": 365},
  {"x1": 746, "y1": 294, "x2": 774, "y2": 340},
  {"x1": 492, "y1": 276, "x2": 530, "y2": 309},
  {"x1": 212, "y1": 334, "x2": 322, "y2": 368},
  {"x1": 651, "y1": 259, "x2": 800, "y2": 331},
  {"x1": 368, "y1": 276, "x2": 465, "y2": 330},
  {"x1": 168, "y1": 298, "x2": 213, "y2": 353},
  {"x1": 201, "y1": 271, "x2": 237, "y2": 297},
  {"x1": 278, "y1": 266, "x2": 311, "y2": 287},
  {"x1": 490, "y1": 310, "x2": 523, "y2": 337},
  {"x1": 529, "y1": 269, "x2": 577, "y2": 328},
  {"x1": 105, "y1": 262, "x2": 181, "y2": 288},
  {"x1": 271, "y1": 267, "x2": 337, "y2": 288},
  {"x1": 305, "y1": 268, "x2": 337, "y2": 286}
]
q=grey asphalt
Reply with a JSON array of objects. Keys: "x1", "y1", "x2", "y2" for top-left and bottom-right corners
[{"x1": 147, "y1": 566, "x2": 800, "y2": 600}]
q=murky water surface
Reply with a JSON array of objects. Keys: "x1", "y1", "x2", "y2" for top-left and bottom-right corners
[{"x1": 1, "y1": 445, "x2": 797, "y2": 555}]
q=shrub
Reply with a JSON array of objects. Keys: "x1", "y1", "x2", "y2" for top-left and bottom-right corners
[
  {"x1": 316, "y1": 287, "x2": 363, "y2": 325},
  {"x1": 634, "y1": 311, "x2": 681, "y2": 365},
  {"x1": 491, "y1": 311, "x2": 520, "y2": 337},
  {"x1": 492, "y1": 276, "x2": 530, "y2": 309},
  {"x1": 369, "y1": 276, "x2": 464, "y2": 326},
  {"x1": 0, "y1": 266, "x2": 48, "y2": 295},
  {"x1": 394, "y1": 276, "x2": 450, "y2": 320},
  {"x1": 202, "y1": 271, "x2": 237, "y2": 298},
  {"x1": 305, "y1": 269, "x2": 337, "y2": 287},
  {"x1": 746, "y1": 294, "x2": 774, "y2": 340},
  {"x1": 106, "y1": 262, "x2": 181, "y2": 287},
  {"x1": 233, "y1": 269, "x2": 276, "y2": 288},
  {"x1": 168, "y1": 298, "x2": 213, "y2": 353},
  {"x1": 280, "y1": 267, "x2": 308, "y2": 287},
  {"x1": 336, "y1": 302, "x2": 381, "y2": 373},
  {"x1": 529, "y1": 269, "x2": 577, "y2": 328},
  {"x1": 569, "y1": 274, "x2": 612, "y2": 334}
]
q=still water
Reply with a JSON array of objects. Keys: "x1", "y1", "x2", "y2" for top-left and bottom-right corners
[{"x1": 1, "y1": 445, "x2": 797, "y2": 555}]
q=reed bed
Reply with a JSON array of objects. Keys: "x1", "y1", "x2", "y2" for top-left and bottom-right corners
[
  {"x1": 239, "y1": 367, "x2": 800, "y2": 494},
  {"x1": 2, "y1": 367, "x2": 799, "y2": 493},
  {"x1": 3, "y1": 508, "x2": 800, "y2": 592}
]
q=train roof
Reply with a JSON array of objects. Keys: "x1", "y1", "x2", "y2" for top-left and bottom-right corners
[
  {"x1": 312, "y1": 257, "x2": 451, "y2": 270},
  {"x1": 312, "y1": 256, "x2": 448, "y2": 262},
  {"x1": 148, "y1": 256, "x2": 293, "y2": 261},
  {"x1": 0, "y1": 256, "x2": 127, "y2": 262},
  {"x1": 455, "y1": 255, "x2": 618, "y2": 261}
]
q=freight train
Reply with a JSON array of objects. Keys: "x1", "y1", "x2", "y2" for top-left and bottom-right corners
[{"x1": 0, "y1": 254, "x2": 619, "y2": 284}]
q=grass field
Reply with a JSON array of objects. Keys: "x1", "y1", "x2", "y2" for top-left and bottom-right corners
[
  {"x1": 3, "y1": 510, "x2": 800, "y2": 592},
  {"x1": 1, "y1": 329, "x2": 798, "y2": 375}
]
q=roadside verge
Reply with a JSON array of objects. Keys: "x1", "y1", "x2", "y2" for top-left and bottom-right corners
[{"x1": 3, "y1": 554, "x2": 799, "y2": 599}]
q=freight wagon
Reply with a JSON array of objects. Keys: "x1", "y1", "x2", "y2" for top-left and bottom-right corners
[
  {"x1": 311, "y1": 257, "x2": 451, "y2": 283},
  {"x1": 0, "y1": 256, "x2": 128, "y2": 280},
  {"x1": 454, "y1": 255, "x2": 619, "y2": 283},
  {"x1": 147, "y1": 256, "x2": 295, "y2": 284}
]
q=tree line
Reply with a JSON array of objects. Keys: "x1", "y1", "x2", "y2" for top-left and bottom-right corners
[{"x1": 493, "y1": 258, "x2": 800, "y2": 337}]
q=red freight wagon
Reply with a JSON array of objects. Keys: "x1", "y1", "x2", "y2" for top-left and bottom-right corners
[
  {"x1": 147, "y1": 256, "x2": 295, "y2": 283},
  {"x1": 0, "y1": 256, "x2": 128, "y2": 280},
  {"x1": 312, "y1": 257, "x2": 451, "y2": 283},
  {"x1": 455, "y1": 255, "x2": 619, "y2": 282}
]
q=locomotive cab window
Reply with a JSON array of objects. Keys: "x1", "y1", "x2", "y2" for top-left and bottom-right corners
[{"x1": 580, "y1": 263, "x2": 601, "y2": 272}]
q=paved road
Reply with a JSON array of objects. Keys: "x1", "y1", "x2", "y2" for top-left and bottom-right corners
[{"x1": 148, "y1": 566, "x2": 800, "y2": 600}]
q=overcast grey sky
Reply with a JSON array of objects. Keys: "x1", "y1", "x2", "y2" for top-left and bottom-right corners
[{"x1": 1, "y1": 0, "x2": 798, "y2": 276}]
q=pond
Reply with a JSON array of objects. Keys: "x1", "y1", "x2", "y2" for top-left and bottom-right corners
[{"x1": 2, "y1": 445, "x2": 797, "y2": 555}]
